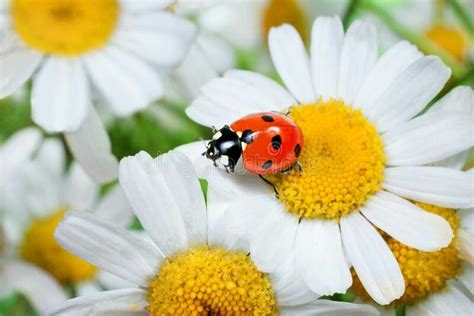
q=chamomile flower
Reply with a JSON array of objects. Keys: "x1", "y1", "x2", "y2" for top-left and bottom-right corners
[
  {"x1": 0, "y1": 129, "x2": 134, "y2": 303},
  {"x1": 0, "y1": 0, "x2": 196, "y2": 133},
  {"x1": 352, "y1": 202, "x2": 474, "y2": 315},
  {"x1": 46, "y1": 150, "x2": 379, "y2": 316},
  {"x1": 184, "y1": 16, "x2": 474, "y2": 305}
]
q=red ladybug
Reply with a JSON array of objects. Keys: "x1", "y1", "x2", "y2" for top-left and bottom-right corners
[{"x1": 204, "y1": 112, "x2": 304, "y2": 174}]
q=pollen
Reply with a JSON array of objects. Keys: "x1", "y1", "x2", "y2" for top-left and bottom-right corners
[
  {"x1": 262, "y1": 0, "x2": 309, "y2": 44},
  {"x1": 352, "y1": 202, "x2": 462, "y2": 306},
  {"x1": 147, "y1": 245, "x2": 277, "y2": 315},
  {"x1": 425, "y1": 25, "x2": 467, "y2": 62},
  {"x1": 20, "y1": 209, "x2": 97, "y2": 284},
  {"x1": 269, "y1": 100, "x2": 385, "y2": 221},
  {"x1": 11, "y1": 0, "x2": 119, "y2": 56}
]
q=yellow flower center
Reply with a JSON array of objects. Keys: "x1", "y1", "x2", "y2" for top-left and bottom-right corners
[
  {"x1": 262, "y1": 0, "x2": 309, "y2": 44},
  {"x1": 20, "y1": 209, "x2": 97, "y2": 284},
  {"x1": 268, "y1": 100, "x2": 385, "y2": 221},
  {"x1": 147, "y1": 245, "x2": 277, "y2": 315},
  {"x1": 425, "y1": 25, "x2": 468, "y2": 62},
  {"x1": 352, "y1": 202, "x2": 462, "y2": 306},
  {"x1": 11, "y1": 0, "x2": 119, "y2": 56}
]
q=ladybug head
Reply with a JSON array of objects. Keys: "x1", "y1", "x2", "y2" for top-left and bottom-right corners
[{"x1": 204, "y1": 125, "x2": 242, "y2": 172}]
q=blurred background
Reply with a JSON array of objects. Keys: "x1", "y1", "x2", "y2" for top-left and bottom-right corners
[{"x1": 0, "y1": 0, "x2": 473, "y2": 315}]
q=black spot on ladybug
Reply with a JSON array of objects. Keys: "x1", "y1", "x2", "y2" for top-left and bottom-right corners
[
  {"x1": 294, "y1": 144, "x2": 301, "y2": 157},
  {"x1": 241, "y1": 129, "x2": 255, "y2": 144},
  {"x1": 262, "y1": 160, "x2": 273, "y2": 170},
  {"x1": 261, "y1": 115, "x2": 274, "y2": 122},
  {"x1": 271, "y1": 135, "x2": 282, "y2": 150}
]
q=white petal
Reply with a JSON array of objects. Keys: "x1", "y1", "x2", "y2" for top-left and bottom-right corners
[
  {"x1": 118, "y1": 151, "x2": 189, "y2": 255},
  {"x1": 45, "y1": 288, "x2": 147, "y2": 316},
  {"x1": 310, "y1": 16, "x2": 344, "y2": 100},
  {"x1": 91, "y1": 301, "x2": 147, "y2": 315},
  {"x1": 248, "y1": 206, "x2": 299, "y2": 273},
  {"x1": 369, "y1": 56, "x2": 451, "y2": 132},
  {"x1": 354, "y1": 41, "x2": 422, "y2": 113},
  {"x1": 35, "y1": 138, "x2": 65, "y2": 179},
  {"x1": 458, "y1": 229, "x2": 474, "y2": 264},
  {"x1": 361, "y1": 191, "x2": 453, "y2": 251},
  {"x1": 429, "y1": 85, "x2": 473, "y2": 115},
  {"x1": 270, "y1": 257, "x2": 321, "y2": 306},
  {"x1": 76, "y1": 282, "x2": 102, "y2": 297},
  {"x1": 2, "y1": 260, "x2": 67, "y2": 312},
  {"x1": 55, "y1": 211, "x2": 163, "y2": 286},
  {"x1": 195, "y1": 33, "x2": 235, "y2": 74},
  {"x1": 187, "y1": 71, "x2": 291, "y2": 127},
  {"x1": 295, "y1": 219, "x2": 352, "y2": 295},
  {"x1": 222, "y1": 194, "x2": 296, "y2": 271},
  {"x1": 174, "y1": 41, "x2": 220, "y2": 101},
  {"x1": 32, "y1": 58, "x2": 91, "y2": 132},
  {"x1": 383, "y1": 110, "x2": 472, "y2": 166},
  {"x1": 269, "y1": 24, "x2": 315, "y2": 103},
  {"x1": 280, "y1": 299, "x2": 379, "y2": 316},
  {"x1": 459, "y1": 265, "x2": 474, "y2": 295},
  {"x1": 384, "y1": 166, "x2": 473, "y2": 209},
  {"x1": 97, "y1": 271, "x2": 136, "y2": 291},
  {"x1": 0, "y1": 127, "x2": 42, "y2": 184},
  {"x1": 224, "y1": 70, "x2": 297, "y2": 107},
  {"x1": 337, "y1": 20, "x2": 377, "y2": 105},
  {"x1": 340, "y1": 212, "x2": 404, "y2": 305},
  {"x1": 0, "y1": 44, "x2": 42, "y2": 98},
  {"x1": 94, "y1": 185, "x2": 134, "y2": 228},
  {"x1": 430, "y1": 149, "x2": 470, "y2": 170},
  {"x1": 63, "y1": 163, "x2": 99, "y2": 211},
  {"x1": 159, "y1": 151, "x2": 208, "y2": 245},
  {"x1": 83, "y1": 46, "x2": 162, "y2": 116},
  {"x1": 65, "y1": 109, "x2": 118, "y2": 184},
  {"x1": 119, "y1": 0, "x2": 173, "y2": 12},
  {"x1": 13, "y1": 161, "x2": 62, "y2": 218},
  {"x1": 113, "y1": 11, "x2": 196, "y2": 67},
  {"x1": 412, "y1": 285, "x2": 473, "y2": 315}
]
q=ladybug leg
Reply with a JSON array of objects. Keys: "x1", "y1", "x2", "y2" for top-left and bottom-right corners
[
  {"x1": 258, "y1": 175, "x2": 280, "y2": 199},
  {"x1": 296, "y1": 160, "x2": 303, "y2": 174}
]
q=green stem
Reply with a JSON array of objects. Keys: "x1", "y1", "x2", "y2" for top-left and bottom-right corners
[
  {"x1": 363, "y1": 2, "x2": 466, "y2": 79},
  {"x1": 448, "y1": 0, "x2": 474, "y2": 35},
  {"x1": 342, "y1": 0, "x2": 361, "y2": 29}
]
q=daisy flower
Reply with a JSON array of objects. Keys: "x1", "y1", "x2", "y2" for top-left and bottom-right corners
[
  {"x1": 183, "y1": 16, "x2": 473, "y2": 305},
  {"x1": 0, "y1": 0, "x2": 196, "y2": 133},
  {"x1": 46, "y1": 150, "x2": 379, "y2": 315},
  {"x1": 0, "y1": 129, "x2": 134, "y2": 302},
  {"x1": 352, "y1": 201, "x2": 474, "y2": 315}
]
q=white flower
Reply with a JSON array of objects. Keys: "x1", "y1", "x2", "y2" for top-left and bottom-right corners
[
  {"x1": 182, "y1": 16, "x2": 474, "y2": 305},
  {"x1": 0, "y1": 0, "x2": 196, "y2": 133},
  {"x1": 0, "y1": 129, "x2": 134, "y2": 310},
  {"x1": 46, "y1": 150, "x2": 379, "y2": 315},
  {"x1": 369, "y1": 204, "x2": 474, "y2": 315}
]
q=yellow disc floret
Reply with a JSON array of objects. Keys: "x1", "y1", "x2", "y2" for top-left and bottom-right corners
[
  {"x1": 12, "y1": 0, "x2": 119, "y2": 56},
  {"x1": 269, "y1": 100, "x2": 385, "y2": 221},
  {"x1": 352, "y1": 202, "x2": 462, "y2": 306},
  {"x1": 20, "y1": 209, "x2": 97, "y2": 284},
  {"x1": 425, "y1": 25, "x2": 468, "y2": 62},
  {"x1": 262, "y1": 0, "x2": 309, "y2": 44},
  {"x1": 147, "y1": 245, "x2": 277, "y2": 315}
]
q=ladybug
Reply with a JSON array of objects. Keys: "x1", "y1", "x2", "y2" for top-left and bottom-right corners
[{"x1": 204, "y1": 112, "x2": 304, "y2": 175}]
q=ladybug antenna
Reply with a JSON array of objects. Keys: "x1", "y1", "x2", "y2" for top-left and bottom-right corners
[{"x1": 211, "y1": 126, "x2": 218, "y2": 133}]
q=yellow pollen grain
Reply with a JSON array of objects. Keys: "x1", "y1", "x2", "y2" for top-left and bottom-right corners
[
  {"x1": 425, "y1": 25, "x2": 468, "y2": 62},
  {"x1": 20, "y1": 209, "x2": 97, "y2": 284},
  {"x1": 147, "y1": 245, "x2": 277, "y2": 315},
  {"x1": 12, "y1": 0, "x2": 119, "y2": 56},
  {"x1": 269, "y1": 100, "x2": 385, "y2": 221},
  {"x1": 262, "y1": 0, "x2": 309, "y2": 44},
  {"x1": 352, "y1": 202, "x2": 462, "y2": 306}
]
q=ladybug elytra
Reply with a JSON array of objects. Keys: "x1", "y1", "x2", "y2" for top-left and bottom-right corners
[{"x1": 204, "y1": 112, "x2": 304, "y2": 174}]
